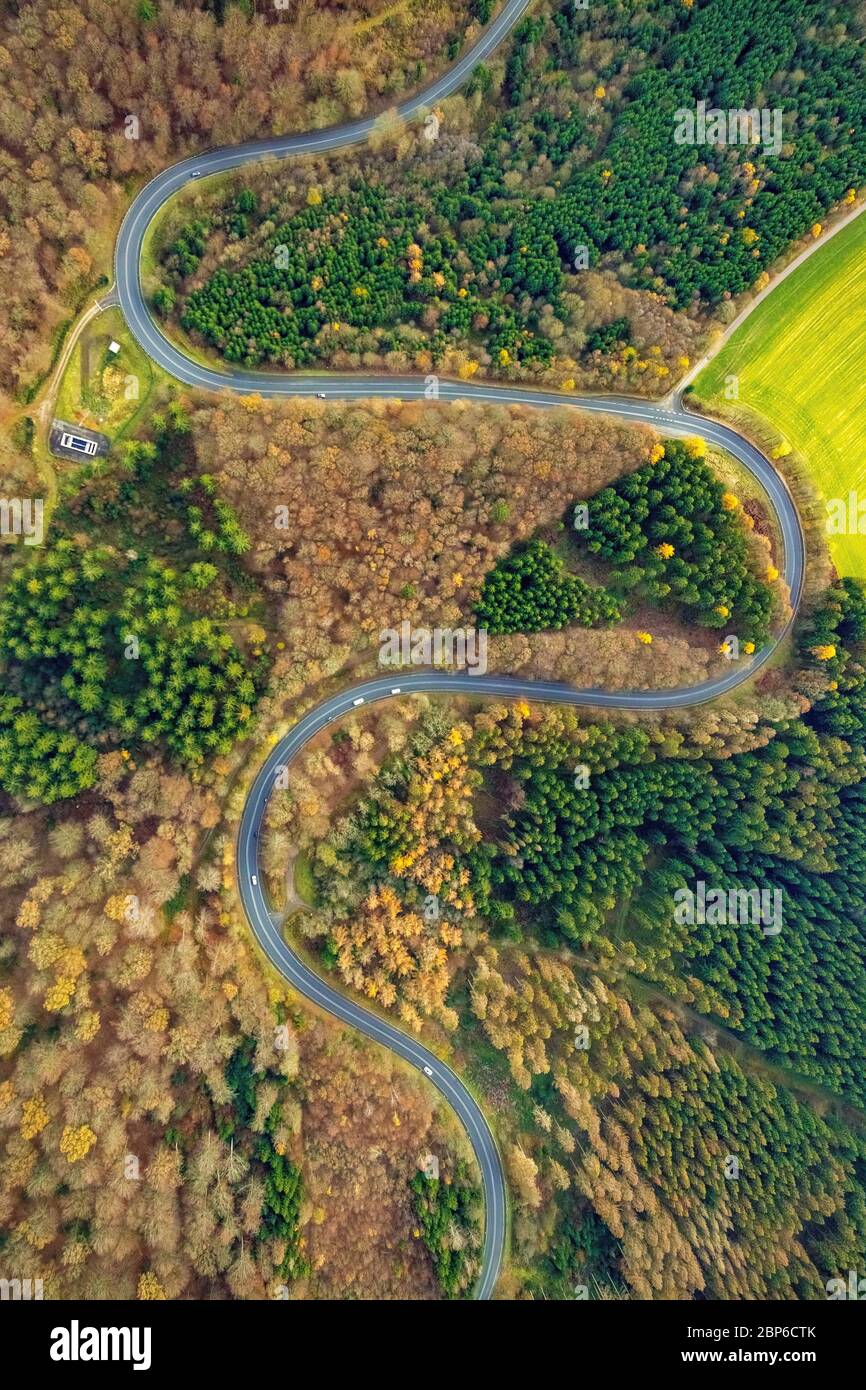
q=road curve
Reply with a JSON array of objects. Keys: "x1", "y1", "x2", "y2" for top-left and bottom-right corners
[{"x1": 113, "y1": 0, "x2": 807, "y2": 1301}]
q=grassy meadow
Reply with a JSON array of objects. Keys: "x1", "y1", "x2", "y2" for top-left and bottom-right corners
[{"x1": 693, "y1": 212, "x2": 866, "y2": 577}]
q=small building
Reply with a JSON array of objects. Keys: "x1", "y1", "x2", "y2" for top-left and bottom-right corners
[{"x1": 108, "y1": 341, "x2": 121, "y2": 354}]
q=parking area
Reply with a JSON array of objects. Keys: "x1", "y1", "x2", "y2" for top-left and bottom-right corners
[{"x1": 49, "y1": 418, "x2": 110, "y2": 462}]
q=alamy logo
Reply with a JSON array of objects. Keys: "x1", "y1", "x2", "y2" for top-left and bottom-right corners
[
  {"x1": 0, "y1": 497, "x2": 43, "y2": 546},
  {"x1": 378, "y1": 621, "x2": 488, "y2": 675},
  {"x1": 0, "y1": 1276, "x2": 43, "y2": 1300},
  {"x1": 826, "y1": 492, "x2": 866, "y2": 535},
  {"x1": 49, "y1": 1321, "x2": 152, "y2": 1372},
  {"x1": 673, "y1": 881, "x2": 782, "y2": 936},
  {"x1": 673, "y1": 101, "x2": 783, "y2": 157},
  {"x1": 826, "y1": 1270, "x2": 866, "y2": 1300}
]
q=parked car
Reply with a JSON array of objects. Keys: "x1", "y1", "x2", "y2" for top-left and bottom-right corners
[{"x1": 59, "y1": 432, "x2": 98, "y2": 456}]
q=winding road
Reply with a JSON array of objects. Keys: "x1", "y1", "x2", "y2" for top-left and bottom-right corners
[{"x1": 111, "y1": 0, "x2": 807, "y2": 1300}]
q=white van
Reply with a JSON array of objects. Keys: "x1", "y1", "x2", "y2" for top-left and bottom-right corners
[{"x1": 60, "y1": 432, "x2": 98, "y2": 456}]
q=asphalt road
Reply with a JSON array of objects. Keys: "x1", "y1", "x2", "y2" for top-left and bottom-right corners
[{"x1": 113, "y1": 0, "x2": 808, "y2": 1301}]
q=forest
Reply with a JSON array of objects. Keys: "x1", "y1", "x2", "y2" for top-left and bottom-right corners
[
  {"x1": 0, "y1": 0, "x2": 481, "y2": 400},
  {"x1": 3, "y1": 373, "x2": 848, "y2": 1297},
  {"x1": 5, "y1": 0, "x2": 865, "y2": 1310},
  {"x1": 159, "y1": 0, "x2": 866, "y2": 386},
  {"x1": 409, "y1": 1156, "x2": 482, "y2": 1299},
  {"x1": 5, "y1": 398, "x2": 752, "y2": 810},
  {"x1": 0, "y1": 409, "x2": 267, "y2": 803},
  {"x1": 260, "y1": 576, "x2": 866, "y2": 1294},
  {"x1": 151, "y1": 393, "x2": 727, "y2": 697},
  {"x1": 481, "y1": 951, "x2": 866, "y2": 1300},
  {"x1": 476, "y1": 537, "x2": 621, "y2": 634},
  {"x1": 3, "y1": 392, "x2": 687, "y2": 1300},
  {"x1": 291, "y1": 580, "x2": 866, "y2": 1110},
  {"x1": 0, "y1": 768, "x2": 474, "y2": 1298},
  {"x1": 475, "y1": 437, "x2": 780, "y2": 646},
  {"x1": 576, "y1": 438, "x2": 779, "y2": 646}
]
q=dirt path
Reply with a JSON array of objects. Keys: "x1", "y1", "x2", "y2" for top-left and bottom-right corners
[{"x1": 24, "y1": 287, "x2": 118, "y2": 518}]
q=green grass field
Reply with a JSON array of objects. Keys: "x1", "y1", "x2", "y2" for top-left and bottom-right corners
[
  {"x1": 293, "y1": 852, "x2": 319, "y2": 908},
  {"x1": 693, "y1": 211, "x2": 866, "y2": 577},
  {"x1": 56, "y1": 306, "x2": 156, "y2": 444}
]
